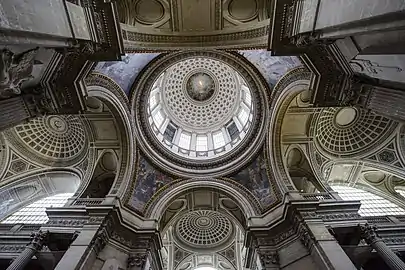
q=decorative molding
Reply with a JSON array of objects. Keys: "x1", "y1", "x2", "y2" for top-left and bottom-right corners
[
  {"x1": 300, "y1": 211, "x2": 361, "y2": 221},
  {"x1": 128, "y1": 253, "x2": 147, "y2": 268},
  {"x1": 259, "y1": 250, "x2": 279, "y2": 267},
  {"x1": 268, "y1": 66, "x2": 311, "y2": 191},
  {"x1": 122, "y1": 23, "x2": 269, "y2": 52}
]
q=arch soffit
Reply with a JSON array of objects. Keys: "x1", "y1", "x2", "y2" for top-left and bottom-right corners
[
  {"x1": 0, "y1": 169, "x2": 81, "y2": 220},
  {"x1": 267, "y1": 66, "x2": 311, "y2": 193},
  {"x1": 144, "y1": 178, "x2": 260, "y2": 222},
  {"x1": 85, "y1": 73, "x2": 135, "y2": 198},
  {"x1": 330, "y1": 181, "x2": 405, "y2": 211}
]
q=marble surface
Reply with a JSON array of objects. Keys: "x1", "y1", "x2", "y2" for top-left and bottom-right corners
[
  {"x1": 316, "y1": 0, "x2": 405, "y2": 30},
  {"x1": 238, "y1": 50, "x2": 302, "y2": 88},
  {"x1": 351, "y1": 54, "x2": 405, "y2": 84},
  {"x1": 95, "y1": 53, "x2": 160, "y2": 95},
  {"x1": 0, "y1": 0, "x2": 71, "y2": 38}
]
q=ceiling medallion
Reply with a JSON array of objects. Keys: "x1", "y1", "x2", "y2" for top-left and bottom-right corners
[
  {"x1": 186, "y1": 72, "x2": 216, "y2": 102},
  {"x1": 131, "y1": 50, "x2": 270, "y2": 177}
]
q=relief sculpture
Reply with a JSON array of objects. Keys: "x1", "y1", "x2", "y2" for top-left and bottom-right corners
[{"x1": 0, "y1": 47, "x2": 39, "y2": 99}]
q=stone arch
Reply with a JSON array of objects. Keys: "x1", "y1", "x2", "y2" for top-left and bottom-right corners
[
  {"x1": 80, "y1": 150, "x2": 118, "y2": 198},
  {"x1": 0, "y1": 169, "x2": 80, "y2": 220},
  {"x1": 84, "y1": 72, "x2": 135, "y2": 199},
  {"x1": 285, "y1": 145, "x2": 325, "y2": 193},
  {"x1": 267, "y1": 66, "x2": 312, "y2": 193},
  {"x1": 323, "y1": 159, "x2": 405, "y2": 209},
  {"x1": 145, "y1": 178, "x2": 260, "y2": 223}
]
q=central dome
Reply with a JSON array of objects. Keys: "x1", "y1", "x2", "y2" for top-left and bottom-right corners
[
  {"x1": 162, "y1": 57, "x2": 240, "y2": 131},
  {"x1": 132, "y1": 51, "x2": 269, "y2": 177},
  {"x1": 186, "y1": 72, "x2": 215, "y2": 102}
]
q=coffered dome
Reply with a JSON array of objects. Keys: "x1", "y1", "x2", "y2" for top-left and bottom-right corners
[
  {"x1": 314, "y1": 107, "x2": 397, "y2": 157},
  {"x1": 132, "y1": 51, "x2": 269, "y2": 177},
  {"x1": 4, "y1": 115, "x2": 88, "y2": 166},
  {"x1": 174, "y1": 210, "x2": 234, "y2": 252}
]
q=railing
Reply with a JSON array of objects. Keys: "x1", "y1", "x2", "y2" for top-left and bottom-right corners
[
  {"x1": 72, "y1": 198, "x2": 104, "y2": 206},
  {"x1": 301, "y1": 192, "x2": 334, "y2": 201}
]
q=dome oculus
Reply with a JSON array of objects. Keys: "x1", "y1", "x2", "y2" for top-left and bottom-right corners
[
  {"x1": 186, "y1": 72, "x2": 216, "y2": 102},
  {"x1": 132, "y1": 51, "x2": 269, "y2": 177}
]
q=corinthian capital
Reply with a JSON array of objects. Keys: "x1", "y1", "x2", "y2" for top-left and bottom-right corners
[
  {"x1": 360, "y1": 223, "x2": 380, "y2": 244},
  {"x1": 30, "y1": 230, "x2": 49, "y2": 250}
]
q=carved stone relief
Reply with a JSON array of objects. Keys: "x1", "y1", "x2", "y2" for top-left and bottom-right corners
[
  {"x1": 350, "y1": 55, "x2": 405, "y2": 84},
  {"x1": 0, "y1": 47, "x2": 39, "y2": 99}
]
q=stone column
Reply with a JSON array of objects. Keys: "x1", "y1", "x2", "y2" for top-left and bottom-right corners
[
  {"x1": 6, "y1": 230, "x2": 49, "y2": 270},
  {"x1": 360, "y1": 224, "x2": 405, "y2": 270}
]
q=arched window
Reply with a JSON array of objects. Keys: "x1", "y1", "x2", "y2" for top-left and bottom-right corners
[
  {"x1": 395, "y1": 188, "x2": 405, "y2": 198},
  {"x1": 1, "y1": 193, "x2": 73, "y2": 224},
  {"x1": 331, "y1": 186, "x2": 405, "y2": 216}
]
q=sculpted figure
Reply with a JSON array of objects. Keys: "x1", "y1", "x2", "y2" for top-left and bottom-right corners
[{"x1": 0, "y1": 47, "x2": 39, "y2": 98}]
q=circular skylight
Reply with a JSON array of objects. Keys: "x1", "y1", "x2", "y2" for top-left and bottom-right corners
[{"x1": 132, "y1": 51, "x2": 269, "y2": 177}]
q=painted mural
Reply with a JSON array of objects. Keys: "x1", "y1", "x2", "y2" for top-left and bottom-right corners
[
  {"x1": 95, "y1": 53, "x2": 160, "y2": 95},
  {"x1": 229, "y1": 151, "x2": 274, "y2": 209},
  {"x1": 129, "y1": 154, "x2": 173, "y2": 214},
  {"x1": 95, "y1": 50, "x2": 300, "y2": 96},
  {"x1": 238, "y1": 50, "x2": 302, "y2": 87}
]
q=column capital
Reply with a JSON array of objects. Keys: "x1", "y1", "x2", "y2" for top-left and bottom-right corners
[
  {"x1": 259, "y1": 250, "x2": 279, "y2": 268},
  {"x1": 127, "y1": 253, "x2": 147, "y2": 269},
  {"x1": 29, "y1": 230, "x2": 49, "y2": 251},
  {"x1": 360, "y1": 223, "x2": 380, "y2": 245}
]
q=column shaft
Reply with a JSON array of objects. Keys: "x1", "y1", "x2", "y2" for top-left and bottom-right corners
[
  {"x1": 372, "y1": 240, "x2": 405, "y2": 270},
  {"x1": 6, "y1": 246, "x2": 37, "y2": 270}
]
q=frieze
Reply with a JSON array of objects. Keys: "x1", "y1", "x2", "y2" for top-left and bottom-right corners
[
  {"x1": 46, "y1": 216, "x2": 106, "y2": 227},
  {"x1": 0, "y1": 245, "x2": 26, "y2": 253},
  {"x1": 300, "y1": 211, "x2": 361, "y2": 221},
  {"x1": 47, "y1": 219, "x2": 87, "y2": 227},
  {"x1": 124, "y1": 25, "x2": 269, "y2": 44},
  {"x1": 256, "y1": 227, "x2": 296, "y2": 246}
]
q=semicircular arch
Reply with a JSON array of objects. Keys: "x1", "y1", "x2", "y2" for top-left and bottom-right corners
[
  {"x1": 144, "y1": 178, "x2": 260, "y2": 223},
  {"x1": 85, "y1": 73, "x2": 135, "y2": 199}
]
